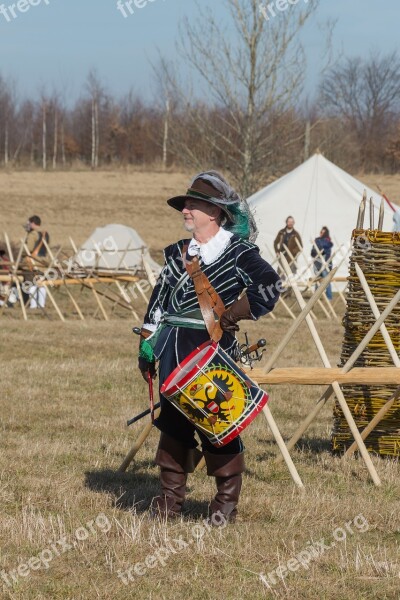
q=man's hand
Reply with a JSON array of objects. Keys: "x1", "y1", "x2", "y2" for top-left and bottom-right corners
[
  {"x1": 138, "y1": 357, "x2": 156, "y2": 383},
  {"x1": 219, "y1": 294, "x2": 253, "y2": 333}
]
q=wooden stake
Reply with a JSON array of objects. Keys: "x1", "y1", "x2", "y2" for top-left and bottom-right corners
[
  {"x1": 275, "y1": 387, "x2": 332, "y2": 460},
  {"x1": 356, "y1": 192, "x2": 367, "y2": 229},
  {"x1": 378, "y1": 198, "x2": 385, "y2": 231},
  {"x1": 277, "y1": 295, "x2": 297, "y2": 320},
  {"x1": 4, "y1": 234, "x2": 28, "y2": 321},
  {"x1": 22, "y1": 240, "x2": 65, "y2": 321},
  {"x1": 369, "y1": 198, "x2": 374, "y2": 230},
  {"x1": 345, "y1": 388, "x2": 400, "y2": 457},
  {"x1": 262, "y1": 404, "x2": 304, "y2": 488},
  {"x1": 354, "y1": 262, "x2": 400, "y2": 368},
  {"x1": 45, "y1": 286, "x2": 66, "y2": 322},
  {"x1": 342, "y1": 264, "x2": 400, "y2": 458},
  {"x1": 64, "y1": 284, "x2": 85, "y2": 320},
  {"x1": 280, "y1": 264, "x2": 400, "y2": 478},
  {"x1": 91, "y1": 238, "x2": 139, "y2": 321},
  {"x1": 280, "y1": 255, "x2": 382, "y2": 487},
  {"x1": 90, "y1": 283, "x2": 109, "y2": 321},
  {"x1": 262, "y1": 267, "x2": 338, "y2": 373}
]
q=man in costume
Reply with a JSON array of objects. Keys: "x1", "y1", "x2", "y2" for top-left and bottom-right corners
[
  {"x1": 274, "y1": 216, "x2": 302, "y2": 275},
  {"x1": 138, "y1": 172, "x2": 280, "y2": 522}
]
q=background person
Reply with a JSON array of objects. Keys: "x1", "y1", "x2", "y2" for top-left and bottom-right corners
[
  {"x1": 273, "y1": 216, "x2": 303, "y2": 274},
  {"x1": 311, "y1": 226, "x2": 334, "y2": 300},
  {"x1": 21, "y1": 215, "x2": 50, "y2": 309}
]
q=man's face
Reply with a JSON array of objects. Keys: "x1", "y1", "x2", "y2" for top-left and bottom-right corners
[
  {"x1": 182, "y1": 199, "x2": 220, "y2": 232},
  {"x1": 286, "y1": 218, "x2": 295, "y2": 229}
]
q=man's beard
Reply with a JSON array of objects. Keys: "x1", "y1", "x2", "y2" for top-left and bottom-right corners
[{"x1": 183, "y1": 221, "x2": 195, "y2": 232}]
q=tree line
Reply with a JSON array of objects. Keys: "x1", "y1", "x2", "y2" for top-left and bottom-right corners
[{"x1": 1, "y1": 0, "x2": 400, "y2": 198}]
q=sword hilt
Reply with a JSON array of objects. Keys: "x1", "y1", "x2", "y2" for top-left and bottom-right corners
[{"x1": 241, "y1": 338, "x2": 266, "y2": 356}]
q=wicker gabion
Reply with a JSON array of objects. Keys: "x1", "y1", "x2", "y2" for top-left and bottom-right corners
[{"x1": 332, "y1": 229, "x2": 400, "y2": 457}]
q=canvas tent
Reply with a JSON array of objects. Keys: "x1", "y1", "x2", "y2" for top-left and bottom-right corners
[
  {"x1": 75, "y1": 224, "x2": 161, "y2": 275},
  {"x1": 248, "y1": 153, "x2": 399, "y2": 283}
]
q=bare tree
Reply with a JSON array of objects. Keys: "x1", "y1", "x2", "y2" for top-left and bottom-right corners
[
  {"x1": 39, "y1": 91, "x2": 48, "y2": 170},
  {"x1": 150, "y1": 57, "x2": 179, "y2": 169},
  {"x1": 0, "y1": 76, "x2": 17, "y2": 166},
  {"x1": 167, "y1": 0, "x2": 319, "y2": 197},
  {"x1": 86, "y1": 70, "x2": 103, "y2": 169},
  {"x1": 320, "y1": 52, "x2": 400, "y2": 170}
]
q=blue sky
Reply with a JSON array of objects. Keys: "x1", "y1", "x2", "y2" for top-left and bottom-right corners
[{"x1": 0, "y1": 0, "x2": 399, "y2": 104}]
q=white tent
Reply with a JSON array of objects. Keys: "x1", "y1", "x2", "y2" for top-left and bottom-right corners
[
  {"x1": 248, "y1": 153, "x2": 399, "y2": 282},
  {"x1": 75, "y1": 224, "x2": 161, "y2": 275}
]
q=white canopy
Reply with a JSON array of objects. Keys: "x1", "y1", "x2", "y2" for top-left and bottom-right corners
[
  {"x1": 248, "y1": 153, "x2": 399, "y2": 283},
  {"x1": 75, "y1": 224, "x2": 161, "y2": 275}
]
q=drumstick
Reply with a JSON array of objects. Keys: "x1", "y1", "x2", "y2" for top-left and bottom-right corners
[{"x1": 148, "y1": 371, "x2": 155, "y2": 423}]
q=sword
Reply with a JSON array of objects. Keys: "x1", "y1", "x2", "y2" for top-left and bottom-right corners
[
  {"x1": 238, "y1": 332, "x2": 267, "y2": 368},
  {"x1": 127, "y1": 402, "x2": 161, "y2": 426}
]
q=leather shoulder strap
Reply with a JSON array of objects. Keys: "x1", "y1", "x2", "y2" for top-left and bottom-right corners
[{"x1": 183, "y1": 245, "x2": 225, "y2": 343}]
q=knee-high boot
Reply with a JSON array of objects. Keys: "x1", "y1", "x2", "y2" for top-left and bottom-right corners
[
  {"x1": 152, "y1": 432, "x2": 202, "y2": 518},
  {"x1": 203, "y1": 451, "x2": 245, "y2": 523}
]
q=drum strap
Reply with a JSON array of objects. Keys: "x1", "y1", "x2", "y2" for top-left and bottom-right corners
[{"x1": 183, "y1": 244, "x2": 225, "y2": 343}]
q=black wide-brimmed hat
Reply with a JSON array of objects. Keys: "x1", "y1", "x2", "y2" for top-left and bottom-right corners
[{"x1": 167, "y1": 175, "x2": 239, "y2": 223}]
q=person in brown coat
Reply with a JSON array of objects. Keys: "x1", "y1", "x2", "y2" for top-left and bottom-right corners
[
  {"x1": 21, "y1": 215, "x2": 50, "y2": 308},
  {"x1": 273, "y1": 216, "x2": 303, "y2": 274}
]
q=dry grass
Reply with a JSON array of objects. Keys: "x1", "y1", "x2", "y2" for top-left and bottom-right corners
[
  {"x1": 1, "y1": 319, "x2": 400, "y2": 600},
  {"x1": 1, "y1": 169, "x2": 400, "y2": 263},
  {"x1": 0, "y1": 169, "x2": 191, "y2": 263},
  {"x1": 1, "y1": 170, "x2": 400, "y2": 600}
]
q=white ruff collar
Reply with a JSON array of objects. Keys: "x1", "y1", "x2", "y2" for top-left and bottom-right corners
[{"x1": 187, "y1": 228, "x2": 233, "y2": 265}]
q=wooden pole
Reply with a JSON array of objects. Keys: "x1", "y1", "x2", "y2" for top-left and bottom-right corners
[
  {"x1": 250, "y1": 367, "x2": 400, "y2": 385},
  {"x1": 369, "y1": 198, "x2": 374, "y2": 230},
  {"x1": 280, "y1": 255, "x2": 382, "y2": 486},
  {"x1": 64, "y1": 284, "x2": 85, "y2": 320},
  {"x1": 280, "y1": 268, "x2": 400, "y2": 477},
  {"x1": 89, "y1": 283, "x2": 109, "y2": 321},
  {"x1": 277, "y1": 295, "x2": 297, "y2": 320},
  {"x1": 118, "y1": 409, "x2": 160, "y2": 472},
  {"x1": 356, "y1": 193, "x2": 367, "y2": 229},
  {"x1": 45, "y1": 286, "x2": 66, "y2": 322},
  {"x1": 21, "y1": 240, "x2": 65, "y2": 322},
  {"x1": 341, "y1": 263, "x2": 400, "y2": 458},
  {"x1": 91, "y1": 238, "x2": 140, "y2": 321},
  {"x1": 262, "y1": 267, "x2": 338, "y2": 373},
  {"x1": 262, "y1": 404, "x2": 304, "y2": 488},
  {"x1": 4, "y1": 233, "x2": 28, "y2": 321},
  {"x1": 42, "y1": 237, "x2": 82, "y2": 321},
  {"x1": 378, "y1": 198, "x2": 385, "y2": 231},
  {"x1": 345, "y1": 388, "x2": 400, "y2": 457},
  {"x1": 354, "y1": 262, "x2": 400, "y2": 368},
  {"x1": 297, "y1": 237, "x2": 347, "y2": 319},
  {"x1": 276, "y1": 387, "x2": 333, "y2": 460}
]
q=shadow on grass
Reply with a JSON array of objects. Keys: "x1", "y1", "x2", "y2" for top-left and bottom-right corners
[
  {"x1": 255, "y1": 435, "x2": 332, "y2": 459},
  {"x1": 84, "y1": 462, "x2": 210, "y2": 519},
  {"x1": 85, "y1": 463, "x2": 159, "y2": 513},
  {"x1": 294, "y1": 437, "x2": 332, "y2": 454}
]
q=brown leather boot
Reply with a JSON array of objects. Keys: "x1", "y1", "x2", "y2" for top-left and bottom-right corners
[
  {"x1": 203, "y1": 451, "x2": 245, "y2": 524},
  {"x1": 151, "y1": 432, "x2": 202, "y2": 518}
]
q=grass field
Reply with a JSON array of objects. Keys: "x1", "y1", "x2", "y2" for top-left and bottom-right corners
[{"x1": 1, "y1": 170, "x2": 400, "y2": 600}]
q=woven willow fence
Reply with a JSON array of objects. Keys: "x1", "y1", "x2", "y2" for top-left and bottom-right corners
[{"x1": 332, "y1": 229, "x2": 400, "y2": 456}]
